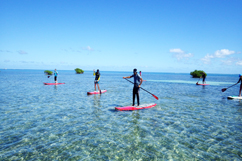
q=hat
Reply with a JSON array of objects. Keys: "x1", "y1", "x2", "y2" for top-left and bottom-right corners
[{"x1": 133, "y1": 68, "x2": 137, "y2": 73}]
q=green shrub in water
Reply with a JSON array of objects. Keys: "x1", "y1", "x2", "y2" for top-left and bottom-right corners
[
  {"x1": 75, "y1": 68, "x2": 84, "y2": 74},
  {"x1": 190, "y1": 70, "x2": 207, "y2": 78},
  {"x1": 44, "y1": 70, "x2": 53, "y2": 75}
]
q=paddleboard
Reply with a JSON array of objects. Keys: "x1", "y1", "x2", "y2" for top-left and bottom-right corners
[
  {"x1": 44, "y1": 83, "x2": 65, "y2": 85},
  {"x1": 196, "y1": 83, "x2": 209, "y2": 85},
  {"x1": 87, "y1": 90, "x2": 107, "y2": 95},
  {"x1": 115, "y1": 103, "x2": 157, "y2": 111},
  {"x1": 227, "y1": 96, "x2": 242, "y2": 99}
]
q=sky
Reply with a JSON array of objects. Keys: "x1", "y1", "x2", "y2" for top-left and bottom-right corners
[{"x1": 0, "y1": 0, "x2": 241, "y2": 74}]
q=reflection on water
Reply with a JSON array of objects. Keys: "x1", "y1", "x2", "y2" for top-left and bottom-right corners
[{"x1": 0, "y1": 70, "x2": 242, "y2": 160}]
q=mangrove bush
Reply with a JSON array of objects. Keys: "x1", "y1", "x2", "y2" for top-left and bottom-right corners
[
  {"x1": 44, "y1": 70, "x2": 53, "y2": 75},
  {"x1": 190, "y1": 70, "x2": 207, "y2": 78},
  {"x1": 75, "y1": 68, "x2": 84, "y2": 74}
]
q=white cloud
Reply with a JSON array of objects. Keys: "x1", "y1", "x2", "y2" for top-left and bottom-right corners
[
  {"x1": 170, "y1": 48, "x2": 193, "y2": 61},
  {"x1": 201, "y1": 54, "x2": 214, "y2": 64},
  {"x1": 62, "y1": 48, "x2": 81, "y2": 53},
  {"x1": 169, "y1": 48, "x2": 184, "y2": 54},
  {"x1": 174, "y1": 53, "x2": 193, "y2": 60},
  {"x1": 83, "y1": 46, "x2": 94, "y2": 51},
  {"x1": 18, "y1": 50, "x2": 28, "y2": 54},
  {"x1": 201, "y1": 49, "x2": 236, "y2": 64},
  {"x1": 20, "y1": 61, "x2": 34, "y2": 63},
  {"x1": 221, "y1": 58, "x2": 238, "y2": 65},
  {"x1": 236, "y1": 60, "x2": 242, "y2": 66},
  {"x1": 214, "y1": 49, "x2": 235, "y2": 58}
]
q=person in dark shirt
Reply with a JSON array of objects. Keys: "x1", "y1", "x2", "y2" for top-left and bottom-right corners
[
  {"x1": 201, "y1": 72, "x2": 206, "y2": 84},
  {"x1": 93, "y1": 69, "x2": 101, "y2": 93},
  {"x1": 123, "y1": 68, "x2": 143, "y2": 106}
]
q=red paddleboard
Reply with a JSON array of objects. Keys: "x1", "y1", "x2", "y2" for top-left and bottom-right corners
[
  {"x1": 44, "y1": 83, "x2": 65, "y2": 85},
  {"x1": 115, "y1": 103, "x2": 157, "y2": 111},
  {"x1": 87, "y1": 90, "x2": 107, "y2": 95},
  {"x1": 196, "y1": 83, "x2": 209, "y2": 85}
]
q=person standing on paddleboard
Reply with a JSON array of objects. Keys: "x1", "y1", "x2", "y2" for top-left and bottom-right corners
[
  {"x1": 93, "y1": 69, "x2": 101, "y2": 94},
  {"x1": 54, "y1": 69, "x2": 58, "y2": 83},
  {"x1": 201, "y1": 72, "x2": 206, "y2": 84},
  {"x1": 123, "y1": 68, "x2": 143, "y2": 106},
  {"x1": 237, "y1": 74, "x2": 242, "y2": 97}
]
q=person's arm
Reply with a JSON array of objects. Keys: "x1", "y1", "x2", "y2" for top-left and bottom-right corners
[
  {"x1": 93, "y1": 70, "x2": 95, "y2": 76},
  {"x1": 139, "y1": 77, "x2": 143, "y2": 87},
  {"x1": 123, "y1": 76, "x2": 132, "y2": 79},
  {"x1": 237, "y1": 78, "x2": 241, "y2": 84},
  {"x1": 97, "y1": 75, "x2": 100, "y2": 81}
]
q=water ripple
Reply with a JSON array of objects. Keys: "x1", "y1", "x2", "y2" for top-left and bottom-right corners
[{"x1": 0, "y1": 70, "x2": 242, "y2": 160}]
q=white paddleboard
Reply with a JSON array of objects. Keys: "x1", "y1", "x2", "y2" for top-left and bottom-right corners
[{"x1": 227, "y1": 96, "x2": 242, "y2": 99}]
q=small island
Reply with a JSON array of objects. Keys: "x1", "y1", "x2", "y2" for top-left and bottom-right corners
[
  {"x1": 190, "y1": 70, "x2": 207, "y2": 78},
  {"x1": 75, "y1": 68, "x2": 84, "y2": 74},
  {"x1": 44, "y1": 70, "x2": 53, "y2": 75}
]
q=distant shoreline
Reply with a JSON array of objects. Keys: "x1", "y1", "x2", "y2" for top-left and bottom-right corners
[{"x1": 0, "y1": 68, "x2": 239, "y2": 75}]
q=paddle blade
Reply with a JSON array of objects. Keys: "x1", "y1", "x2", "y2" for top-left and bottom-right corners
[
  {"x1": 152, "y1": 94, "x2": 159, "y2": 100},
  {"x1": 221, "y1": 88, "x2": 227, "y2": 92},
  {"x1": 48, "y1": 76, "x2": 50, "y2": 78}
]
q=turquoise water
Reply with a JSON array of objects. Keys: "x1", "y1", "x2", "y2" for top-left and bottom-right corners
[{"x1": 0, "y1": 70, "x2": 242, "y2": 160}]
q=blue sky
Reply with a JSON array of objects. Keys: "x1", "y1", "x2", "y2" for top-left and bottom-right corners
[{"x1": 0, "y1": 0, "x2": 241, "y2": 73}]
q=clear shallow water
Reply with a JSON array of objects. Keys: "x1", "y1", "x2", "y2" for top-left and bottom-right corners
[{"x1": 0, "y1": 70, "x2": 242, "y2": 160}]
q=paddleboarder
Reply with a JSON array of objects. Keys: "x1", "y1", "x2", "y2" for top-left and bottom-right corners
[
  {"x1": 237, "y1": 74, "x2": 242, "y2": 97},
  {"x1": 123, "y1": 68, "x2": 143, "y2": 106},
  {"x1": 54, "y1": 69, "x2": 58, "y2": 83},
  {"x1": 93, "y1": 69, "x2": 101, "y2": 94},
  {"x1": 201, "y1": 72, "x2": 206, "y2": 84}
]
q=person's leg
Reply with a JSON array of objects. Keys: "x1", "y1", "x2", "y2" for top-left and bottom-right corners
[
  {"x1": 94, "y1": 82, "x2": 96, "y2": 91},
  {"x1": 137, "y1": 92, "x2": 140, "y2": 106},
  {"x1": 136, "y1": 86, "x2": 140, "y2": 106},
  {"x1": 239, "y1": 83, "x2": 242, "y2": 97},
  {"x1": 132, "y1": 87, "x2": 135, "y2": 106},
  {"x1": 97, "y1": 84, "x2": 101, "y2": 94}
]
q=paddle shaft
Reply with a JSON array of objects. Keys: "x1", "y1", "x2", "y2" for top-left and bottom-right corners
[
  {"x1": 226, "y1": 83, "x2": 238, "y2": 89},
  {"x1": 124, "y1": 78, "x2": 158, "y2": 99}
]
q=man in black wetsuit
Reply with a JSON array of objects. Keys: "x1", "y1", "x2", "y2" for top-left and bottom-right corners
[{"x1": 123, "y1": 68, "x2": 143, "y2": 107}]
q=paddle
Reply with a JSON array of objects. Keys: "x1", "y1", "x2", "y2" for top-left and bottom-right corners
[
  {"x1": 222, "y1": 83, "x2": 238, "y2": 92},
  {"x1": 124, "y1": 78, "x2": 158, "y2": 100}
]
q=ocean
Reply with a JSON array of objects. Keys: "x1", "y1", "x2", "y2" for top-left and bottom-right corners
[{"x1": 0, "y1": 69, "x2": 242, "y2": 160}]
